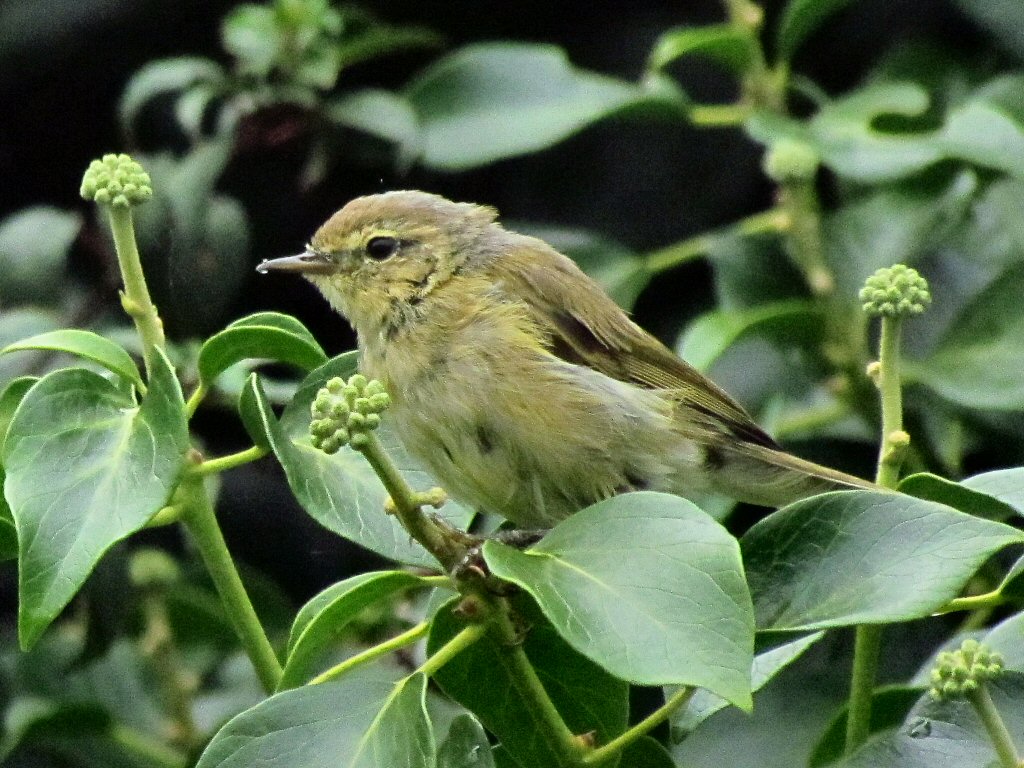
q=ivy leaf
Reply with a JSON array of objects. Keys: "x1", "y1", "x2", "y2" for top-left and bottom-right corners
[
  {"x1": 742, "y1": 491, "x2": 1024, "y2": 630},
  {"x1": 898, "y1": 472, "x2": 1019, "y2": 522},
  {"x1": 428, "y1": 596, "x2": 627, "y2": 768},
  {"x1": 406, "y1": 43, "x2": 686, "y2": 170},
  {"x1": 196, "y1": 666, "x2": 435, "y2": 768},
  {"x1": 280, "y1": 570, "x2": 430, "y2": 689},
  {"x1": 4, "y1": 350, "x2": 189, "y2": 648},
  {"x1": 678, "y1": 299, "x2": 822, "y2": 372},
  {"x1": 198, "y1": 312, "x2": 327, "y2": 388},
  {"x1": 648, "y1": 24, "x2": 757, "y2": 73},
  {"x1": 2, "y1": 330, "x2": 143, "y2": 389},
  {"x1": 483, "y1": 492, "x2": 755, "y2": 709},
  {"x1": 436, "y1": 714, "x2": 495, "y2": 768}
]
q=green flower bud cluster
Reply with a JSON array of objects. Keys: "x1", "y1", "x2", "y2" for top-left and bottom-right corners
[
  {"x1": 929, "y1": 639, "x2": 1004, "y2": 700},
  {"x1": 309, "y1": 374, "x2": 390, "y2": 453},
  {"x1": 80, "y1": 153, "x2": 153, "y2": 208},
  {"x1": 859, "y1": 264, "x2": 931, "y2": 318}
]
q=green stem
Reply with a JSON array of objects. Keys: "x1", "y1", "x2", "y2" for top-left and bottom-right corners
[
  {"x1": 644, "y1": 208, "x2": 789, "y2": 274},
  {"x1": 417, "y1": 623, "x2": 488, "y2": 677},
  {"x1": 583, "y1": 686, "x2": 695, "y2": 766},
  {"x1": 938, "y1": 590, "x2": 1005, "y2": 615},
  {"x1": 689, "y1": 103, "x2": 752, "y2": 126},
  {"x1": 107, "y1": 205, "x2": 165, "y2": 377},
  {"x1": 845, "y1": 624, "x2": 883, "y2": 754},
  {"x1": 875, "y1": 316, "x2": 905, "y2": 488},
  {"x1": 110, "y1": 723, "x2": 187, "y2": 768},
  {"x1": 967, "y1": 684, "x2": 1022, "y2": 768},
  {"x1": 185, "y1": 383, "x2": 208, "y2": 419},
  {"x1": 359, "y1": 433, "x2": 465, "y2": 571},
  {"x1": 145, "y1": 505, "x2": 181, "y2": 528},
  {"x1": 192, "y1": 445, "x2": 269, "y2": 476},
  {"x1": 311, "y1": 621, "x2": 433, "y2": 685},
  {"x1": 488, "y1": 600, "x2": 583, "y2": 766},
  {"x1": 779, "y1": 180, "x2": 834, "y2": 297},
  {"x1": 179, "y1": 476, "x2": 282, "y2": 693}
]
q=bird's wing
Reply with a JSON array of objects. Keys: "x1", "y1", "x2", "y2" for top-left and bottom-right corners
[{"x1": 489, "y1": 239, "x2": 780, "y2": 449}]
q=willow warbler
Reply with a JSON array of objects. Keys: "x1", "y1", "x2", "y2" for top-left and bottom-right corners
[{"x1": 259, "y1": 191, "x2": 872, "y2": 528}]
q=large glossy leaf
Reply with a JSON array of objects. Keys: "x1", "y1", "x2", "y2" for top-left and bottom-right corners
[
  {"x1": 742, "y1": 491, "x2": 1024, "y2": 630},
  {"x1": 960, "y1": 468, "x2": 1024, "y2": 517},
  {"x1": 3, "y1": 351, "x2": 189, "y2": 648},
  {"x1": 483, "y1": 492, "x2": 755, "y2": 709},
  {"x1": 898, "y1": 473, "x2": 1019, "y2": 522},
  {"x1": 436, "y1": 714, "x2": 494, "y2": 768},
  {"x1": 406, "y1": 43, "x2": 685, "y2": 170},
  {"x1": 2, "y1": 330, "x2": 143, "y2": 389},
  {"x1": 198, "y1": 312, "x2": 327, "y2": 387},
  {"x1": 912, "y1": 262, "x2": 1024, "y2": 409},
  {"x1": 673, "y1": 631, "x2": 824, "y2": 735},
  {"x1": 648, "y1": 24, "x2": 756, "y2": 73},
  {"x1": 749, "y1": 78, "x2": 1024, "y2": 182},
  {"x1": 246, "y1": 354, "x2": 472, "y2": 567},
  {"x1": 196, "y1": 666, "x2": 434, "y2": 768},
  {"x1": 428, "y1": 596, "x2": 628, "y2": 768},
  {"x1": 678, "y1": 299, "x2": 821, "y2": 372},
  {"x1": 280, "y1": 570, "x2": 430, "y2": 689}
]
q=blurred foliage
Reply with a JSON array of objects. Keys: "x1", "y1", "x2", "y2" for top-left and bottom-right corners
[{"x1": 2, "y1": 0, "x2": 1024, "y2": 766}]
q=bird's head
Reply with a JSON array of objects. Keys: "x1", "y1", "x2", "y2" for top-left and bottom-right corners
[{"x1": 258, "y1": 190, "x2": 500, "y2": 334}]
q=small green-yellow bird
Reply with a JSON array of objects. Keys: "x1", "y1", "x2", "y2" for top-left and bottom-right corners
[{"x1": 260, "y1": 191, "x2": 873, "y2": 528}]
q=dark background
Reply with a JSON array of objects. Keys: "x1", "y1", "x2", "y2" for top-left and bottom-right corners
[{"x1": 0, "y1": 0, "x2": 993, "y2": 604}]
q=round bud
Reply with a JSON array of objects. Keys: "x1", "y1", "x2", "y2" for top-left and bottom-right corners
[
  {"x1": 364, "y1": 413, "x2": 381, "y2": 430},
  {"x1": 364, "y1": 380, "x2": 385, "y2": 397},
  {"x1": 326, "y1": 377, "x2": 344, "y2": 395},
  {"x1": 320, "y1": 436, "x2": 340, "y2": 454},
  {"x1": 762, "y1": 139, "x2": 820, "y2": 183},
  {"x1": 348, "y1": 412, "x2": 367, "y2": 429},
  {"x1": 859, "y1": 264, "x2": 931, "y2": 318},
  {"x1": 368, "y1": 392, "x2": 391, "y2": 411},
  {"x1": 329, "y1": 400, "x2": 350, "y2": 419},
  {"x1": 354, "y1": 397, "x2": 371, "y2": 414},
  {"x1": 349, "y1": 374, "x2": 368, "y2": 391},
  {"x1": 350, "y1": 433, "x2": 370, "y2": 450}
]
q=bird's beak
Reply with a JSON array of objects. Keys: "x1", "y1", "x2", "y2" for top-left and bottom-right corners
[{"x1": 256, "y1": 251, "x2": 335, "y2": 275}]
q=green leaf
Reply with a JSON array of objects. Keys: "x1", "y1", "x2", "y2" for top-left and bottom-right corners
[
  {"x1": 982, "y1": 608, "x2": 1024, "y2": 671},
  {"x1": 437, "y1": 714, "x2": 495, "y2": 768},
  {"x1": 808, "y1": 685, "x2": 924, "y2": 767},
  {"x1": 951, "y1": 0, "x2": 1024, "y2": 60},
  {"x1": 198, "y1": 313, "x2": 327, "y2": 387},
  {"x1": 245, "y1": 355, "x2": 472, "y2": 566},
  {"x1": 776, "y1": 0, "x2": 857, "y2": 61},
  {"x1": 898, "y1": 473, "x2": 1019, "y2": 522},
  {"x1": 222, "y1": 5, "x2": 282, "y2": 78},
  {"x1": 237, "y1": 379, "x2": 271, "y2": 450},
  {"x1": 997, "y1": 555, "x2": 1024, "y2": 599},
  {"x1": 839, "y1": 672, "x2": 1024, "y2": 768},
  {"x1": 518, "y1": 224, "x2": 650, "y2": 310},
  {"x1": 960, "y1": 468, "x2": 1024, "y2": 517},
  {"x1": 0, "y1": 206, "x2": 80, "y2": 305},
  {"x1": 742, "y1": 490, "x2": 1024, "y2": 630},
  {"x1": 914, "y1": 262, "x2": 1024, "y2": 409},
  {"x1": 406, "y1": 43, "x2": 686, "y2": 170},
  {"x1": 428, "y1": 596, "x2": 627, "y2": 768},
  {"x1": 118, "y1": 57, "x2": 226, "y2": 139},
  {"x1": 0, "y1": 698, "x2": 112, "y2": 760},
  {"x1": 329, "y1": 88, "x2": 420, "y2": 158},
  {"x1": 483, "y1": 492, "x2": 755, "y2": 708},
  {"x1": 280, "y1": 570, "x2": 429, "y2": 689},
  {"x1": 621, "y1": 736, "x2": 677, "y2": 767},
  {"x1": 673, "y1": 631, "x2": 824, "y2": 735},
  {"x1": 196, "y1": 666, "x2": 434, "y2": 768},
  {"x1": 4, "y1": 350, "x2": 189, "y2": 648},
  {"x1": 678, "y1": 299, "x2": 822, "y2": 372},
  {"x1": 648, "y1": 24, "x2": 757, "y2": 73},
  {"x1": 0, "y1": 376, "x2": 37, "y2": 454},
  {"x1": 2, "y1": 330, "x2": 143, "y2": 389}
]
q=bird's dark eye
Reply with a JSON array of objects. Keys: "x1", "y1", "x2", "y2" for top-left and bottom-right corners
[{"x1": 365, "y1": 236, "x2": 399, "y2": 260}]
